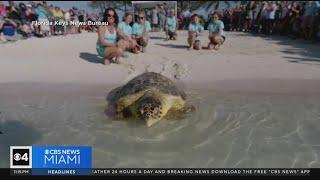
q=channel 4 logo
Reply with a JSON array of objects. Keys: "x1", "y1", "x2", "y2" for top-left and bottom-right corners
[
  {"x1": 10, "y1": 146, "x2": 32, "y2": 169},
  {"x1": 10, "y1": 146, "x2": 92, "y2": 175}
]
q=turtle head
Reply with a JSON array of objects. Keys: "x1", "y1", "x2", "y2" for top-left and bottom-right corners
[{"x1": 137, "y1": 93, "x2": 163, "y2": 127}]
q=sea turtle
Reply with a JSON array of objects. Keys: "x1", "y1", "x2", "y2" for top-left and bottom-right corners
[{"x1": 108, "y1": 72, "x2": 194, "y2": 127}]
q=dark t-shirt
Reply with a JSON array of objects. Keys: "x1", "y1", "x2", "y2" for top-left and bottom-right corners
[{"x1": 6, "y1": 6, "x2": 21, "y2": 21}]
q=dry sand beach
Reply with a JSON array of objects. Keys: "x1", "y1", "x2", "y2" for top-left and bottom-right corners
[
  {"x1": 0, "y1": 31, "x2": 320, "y2": 90},
  {"x1": 1, "y1": 31, "x2": 320, "y2": 168}
]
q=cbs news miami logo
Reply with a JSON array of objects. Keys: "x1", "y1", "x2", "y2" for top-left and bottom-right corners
[{"x1": 10, "y1": 146, "x2": 92, "y2": 175}]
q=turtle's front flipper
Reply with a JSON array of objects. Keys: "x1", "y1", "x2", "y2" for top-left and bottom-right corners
[
  {"x1": 164, "y1": 105, "x2": 195, "y2": 120},
  {"x1": 184, "y1": 105, "x2": 196, "y2": 113},
  {"x1": 115, "y1": 111, "x2": 124, "y2": 120}
]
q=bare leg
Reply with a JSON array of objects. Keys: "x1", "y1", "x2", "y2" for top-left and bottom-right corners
[
  {"x1": 164, "y1": 26, "x2": 169, "y2": 40},
  {"x1": 129, "y1": 39, "x2": 139, "y2": 53},
  {"x1": 138, "y1": 35, "x2": 149, "y2": 52},
  {"x1": 188, "y1": 34, "x2": 196, "y2": 50},
  {"x1": 212, "y1": 36, "x2": 224, "y2": 50},
  {"x1": 117, "y1": 39, "x2": 129, "y2": 52},
  {"x1": 104, "y1": 47, "x2": 123, "y2": 64}
]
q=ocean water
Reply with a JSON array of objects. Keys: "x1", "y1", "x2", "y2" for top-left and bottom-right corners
[{"x1": 0, "y1": 83, "x2": 320, "y2": 168}]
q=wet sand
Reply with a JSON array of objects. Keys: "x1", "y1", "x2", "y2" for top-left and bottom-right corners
[
  {"x1": 0, "y1": 82, "x2": 320, "y2": 168},
  {"x1": 0, "y1": 31, "x2": 320, "y2": 168}
]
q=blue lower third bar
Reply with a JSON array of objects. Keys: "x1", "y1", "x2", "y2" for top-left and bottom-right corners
[
  {"x1": 31, "y1": 146, "x2": 92, "y2": 175},
  {"x1": 32, "y1": 168, "x2": 91, "y2": 176}
]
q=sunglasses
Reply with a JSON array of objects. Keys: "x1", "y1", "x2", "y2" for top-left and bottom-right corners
[
  {"x1": 139, "y1": 16, "x2": 144, "y2": 19},
  {"x1": 107, "y1": 14, "x2": 114, "y2": 18}
]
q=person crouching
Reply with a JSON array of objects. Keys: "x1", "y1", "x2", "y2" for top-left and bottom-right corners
[
  {"x1": 187, "y1": 14, "x2": 204, "y2": 50},
  {"x1": 207, "y1": 12, "x2": 226, "y2": 50},
  {"x1": 96, "y1": 8, "x2": 126, "y2": 64},
  {"x1": 132, "y1": 12, "x2": 151, "y2": 53},
  {"x1": 117, "y1": 12, "x2": 139, "y2": 54},
  {"x1": 164, "y1": 9, "x2": 177, "y2": 40}
]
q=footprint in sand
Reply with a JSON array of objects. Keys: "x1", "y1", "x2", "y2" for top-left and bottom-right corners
[
  {"x1": 158, "y1": 60, "x2": 190, "y2": 80},
  {"x1": 172, "y1": 63, "x2": 191, "y2": 80},
  {"x1": 119, "y1": 60, "x2": 136, "y2": 75}
]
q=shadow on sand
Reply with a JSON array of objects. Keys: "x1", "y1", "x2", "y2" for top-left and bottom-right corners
[
  {"x1": 233, "y1": 32, "x2": 320, "y2": 65},
  {"x1": 0, "y1": 120, "x2": 42, "y2": 168},
  {"x1": 79, "y1": 52, "x2": 104, "y2": 65},
  {"x1": 150, "y1": 36, "x2": 165, "y2": 40},
  {"x1": 155, "y1": 43, "x2": 189, "y2": 49}
]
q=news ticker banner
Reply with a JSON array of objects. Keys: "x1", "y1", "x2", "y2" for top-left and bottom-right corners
[
  {"x1": 8, "y1": 146, "x2": 319, "y2": 176},
  {"x1": 6, "y1": 168, "x2": 320, "y2": 176}
]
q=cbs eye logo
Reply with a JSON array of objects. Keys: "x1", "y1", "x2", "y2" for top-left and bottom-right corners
[{"x1": 10, "y1": 146, "x2": 32, "y2": 168}]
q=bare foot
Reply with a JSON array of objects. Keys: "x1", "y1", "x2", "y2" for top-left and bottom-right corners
[
  {"x1": 104, "y1": 59, "x2": 111, "y2": 65},
  {"x1": 207, "y1": 43, "x2": 214, "y2": 50},
  {"x1": 113, "y1": 57, "x2": 121, "y2": 64},
  {"x1": 132, "y1": 48, "x2": 140, "y2": 54}
]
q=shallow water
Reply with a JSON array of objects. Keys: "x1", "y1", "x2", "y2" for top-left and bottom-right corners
[{"x1": 0, "y1": 83, "x2": 320, "y2": 168}]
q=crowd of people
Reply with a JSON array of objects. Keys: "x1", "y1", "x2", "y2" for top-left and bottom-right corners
[
  {"x1": 2, "y1": 1, "x2": 319, "y2": 64},
  {"x1": 175, "y1": 1, "x2": 320, "y2": 41},
  {"x1": 219, "y1": 1, "x2": 320, "y2": 41},
  {"x1": 0, "y1": 1, "x2": 99, "y2": 43}
]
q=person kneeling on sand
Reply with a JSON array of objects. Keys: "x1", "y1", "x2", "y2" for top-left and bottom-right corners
[
  {"x1": 0, "y1": 16, "x2": 23, "y2": 42},
  {"x1": 164, "y1": 9, "x2": 177, "y2": 41},
  {"x1": 96, "y1": 8, "x2": 126, "y2": 65},
  {"x1": 117, "y1": 12, "x2": 139, "y2": 54},
  {"x1": 187, "y1": 14, "x2": 204, "y2": 50},
  {"x1": 207, "y1": 12, "x2": 226, "y2": 50},
  {"x1": 132, "y1": 12, "x2": 151, "y2": 53}
]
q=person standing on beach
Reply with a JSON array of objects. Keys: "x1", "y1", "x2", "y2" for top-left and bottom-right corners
[
  {"x1": 132, "y1": 12, "x2": 151, "y2": 53},
  {"x1": 96, "y1": 8, "x2": 125, "y2": 65},
  {"x1": 301, "y1": 1, "x2": 320, "y2": 40},
  {"x1": 117, "y1": 12, "x2": 139, "y2": 54},
  {"x1": 207, "y1": 12, "x2": 226, "y2": 50},
  {"x1": 164, "y1": 9, "x2": 177, "y2": 40},
  {"x1": 64, "y1": 9, "x2": 71, "y2": 35},
  {"x1": 52, "y1": 6, "x2": 64, "y2": 35},
  {"x1": 158, "y1": 5, "x2": 166, "y2": 32},
  {"x1": 244, "y1": 1, "x2": 256, "y2": 32},
  {"x1": 187, "y1": 14, "x2": 204, "y2": 50},
  {"x1": 265, "y1": 2, "x2": 276, "y2": 35},
  {"x1": 151, "y1": 7, "x2": 158, "y2": 32}
]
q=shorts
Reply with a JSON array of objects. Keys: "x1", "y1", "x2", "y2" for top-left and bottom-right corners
[{"x1": 96, "y1": 44, "x2": 105, "y2": 57}]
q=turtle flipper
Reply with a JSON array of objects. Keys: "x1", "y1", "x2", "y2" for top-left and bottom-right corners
[
  {"x1": 115, "y1": 111, "x2": 124, "y2": 120},
  {"x1": 184, "y1": 105, "x2": 196, "y2": 113}
]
